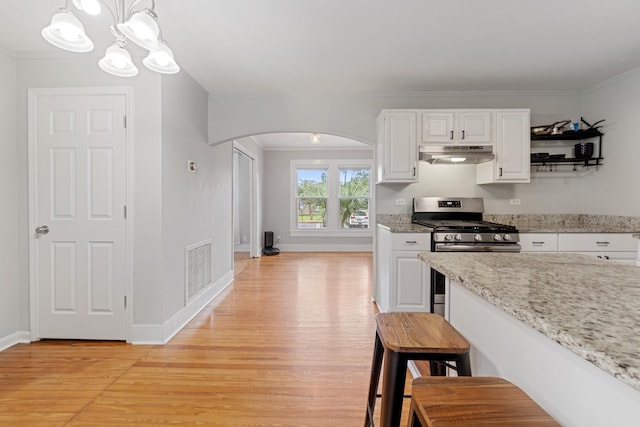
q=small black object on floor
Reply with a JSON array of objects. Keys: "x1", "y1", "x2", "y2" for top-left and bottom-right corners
[{"x1": 263, "y1": 231, "x2": 280, "y2": 256}]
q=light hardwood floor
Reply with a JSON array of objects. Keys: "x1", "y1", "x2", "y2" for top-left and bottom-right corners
[{"x1": 0, "y1": 252, "x2": 411, "y2": 426}]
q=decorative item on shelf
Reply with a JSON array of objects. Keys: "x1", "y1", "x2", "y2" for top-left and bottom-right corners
[
  {"x1": 574, "y1": 142, "x2": 594, "y2": 159},
  {"x1": 42, "y1": 0, "x2": 180, "y2": 77}
]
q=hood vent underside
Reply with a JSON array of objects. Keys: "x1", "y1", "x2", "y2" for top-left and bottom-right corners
[{"x1": 419, "y1": 145, "x2": 495, "y2": 164}]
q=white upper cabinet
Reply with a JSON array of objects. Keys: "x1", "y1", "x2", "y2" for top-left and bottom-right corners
[
  {"x1": 376, "y1": 110, "x2": 418, "y2": 183},
  {"x1": 422, "y1": 110, "x2": 491, "y2": 145},
  {"x1": 477, "y1": 109, "x2": 530, "y2": 184}
]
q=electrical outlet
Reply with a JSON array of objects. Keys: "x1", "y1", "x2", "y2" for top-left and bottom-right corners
[
  {"x1": 510, "y1": 199, "x2": 521, "y2": 205},
  {"x1": 276, "y1": 235, "x2": 281, "y2": 242},
  {"x1": 395, "y1": 199, "x2": 406, "y2": 206}
]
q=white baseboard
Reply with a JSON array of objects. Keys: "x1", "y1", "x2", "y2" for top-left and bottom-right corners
[
  {"x1": 0, "y1": 331, "x2": 31, "y2": 353},
  {"x1": 274, "y1": 244, "x2": 373, "y2": 252},
  {"x1": 130, "y1": 270, "x2": 234, "y2": 344}
]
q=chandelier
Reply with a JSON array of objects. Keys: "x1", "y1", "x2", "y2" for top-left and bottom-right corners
[{"x1": 42, "y1": 0, "x2": 179, "y2": 77}]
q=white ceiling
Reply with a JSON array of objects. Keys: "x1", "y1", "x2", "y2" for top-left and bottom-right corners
[{"x1": 3, "y1": 0, "x2": 640, "y2": 148}]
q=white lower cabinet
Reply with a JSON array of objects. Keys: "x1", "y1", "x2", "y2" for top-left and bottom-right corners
[
  {"x1": 559, "y1": 233, "x2": 638, "y2": 265},
  {"x1": 521, "y1": 232, "x2": 637, "y2": 265},
  {"x1": 519, "y1": 233, "x2": 558, "y2": 252},
  {"x1": 376, "y1": 226, "x2": 431, "y2": 312}
]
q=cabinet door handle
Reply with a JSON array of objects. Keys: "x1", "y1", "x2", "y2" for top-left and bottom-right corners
[
  {"x1": 499, "y1": 167, "x2": 503, "y2": 177},
  {"x1": 461, "y1": 130, "x2": 465, "y2": 140},
  {"x1": 412, "y1": 167, "x2": 416, "y2": 177},
  {"x1": 450, "y1": 130, "x2": 454, "y2": 140}
]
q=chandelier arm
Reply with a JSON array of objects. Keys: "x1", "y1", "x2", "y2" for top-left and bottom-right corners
[
  {"x1": 124, "y1": 0, "x2": 155, "y2": 20},
  {"x1": 94, "y1": 0, "x2": 119, "y2": 24}
]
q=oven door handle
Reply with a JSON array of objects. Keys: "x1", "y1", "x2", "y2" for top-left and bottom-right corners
[{"x1": 434, "y1": 243, "x2": 522, "y2": 252}]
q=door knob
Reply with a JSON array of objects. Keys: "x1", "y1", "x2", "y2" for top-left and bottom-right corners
[{"x1": 35, "y1": 225, "x2": 50, "y2": 235}]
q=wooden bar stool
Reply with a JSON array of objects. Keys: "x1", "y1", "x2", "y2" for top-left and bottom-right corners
[
  {"x1": 364, "y1": 313, "x2": 471, "y2": 427},
  {"x1": 408, "y1": 377, "x2": 560, "y2": 426}
]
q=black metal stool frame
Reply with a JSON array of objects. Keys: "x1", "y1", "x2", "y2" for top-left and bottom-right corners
[{"x1": 363, "y1": 331, "x2": 472, "y2": 427}]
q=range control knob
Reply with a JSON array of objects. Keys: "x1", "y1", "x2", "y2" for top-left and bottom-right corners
[
  {"x1": 444, "y1": 234, "x2": 453, "y2": 241},
  {"x1": 503, "y1": 234, "x2": 512, "y2": 241},
  {"x1": 455, "y1": 234, "x2": 463, "y2": 241},
  {"x1": 493, "y1": 234, "x2": 502, "y2": 241},
  {"x1": 474, "y1": 234, "x2": 482, "y2": 242}
]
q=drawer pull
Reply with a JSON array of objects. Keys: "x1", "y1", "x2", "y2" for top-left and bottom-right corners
[
  {"x1": 405, "y1": 240, "x2": 418, "y2": 244},
  {"x1": 532, "y1": 241, "x2": 545, "y2": 245},
  {"x1": 596, "y1": 241, "x2": 610, "y2": 246}
]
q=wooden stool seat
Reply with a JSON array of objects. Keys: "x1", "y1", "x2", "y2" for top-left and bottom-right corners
[
  {"x1": 364, "y1": 313, "x2": 471, "y2": 427},
  {"x1": 376, "y1": 312, "x2": 470, "y2": 354},
  {"x1": 408, "y1": 377, "x2": 560, "y2": 427}
]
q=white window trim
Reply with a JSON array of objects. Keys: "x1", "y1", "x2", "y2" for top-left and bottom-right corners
[{"x1": 290, "y1": 159, "x2": 374, "y2": 237}]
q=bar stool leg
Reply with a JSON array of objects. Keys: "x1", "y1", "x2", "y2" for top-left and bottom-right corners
[
  {"x1": 364, "y1": 332, "x2": 384, "y2": 427},
  {"x1": 379, "y1": 349, "x2": 407, "y2": 427},
  {"x1": 455, "y1": 353, "x2": 472, "y2": 376}
]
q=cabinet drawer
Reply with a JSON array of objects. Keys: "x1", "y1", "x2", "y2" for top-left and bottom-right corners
[
  {"x1": 558, "y1": 233, "x2": 637, "y2": 252},
  {"x1": 572, "y1": 251, "x2": 638, "y2": 264},
  {"x1": 519, "y1": 233, "x2": 558, "y2": 252},
  {"x1": 391, "y1": 233, "x2": 431, "y2": 251}
]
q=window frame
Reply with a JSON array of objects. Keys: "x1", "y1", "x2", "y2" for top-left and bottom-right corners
[{"x1": 290, "y1": 159, "x2": 373, "y2": 237}]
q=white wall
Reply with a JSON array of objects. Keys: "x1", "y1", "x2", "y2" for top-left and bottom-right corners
[
  {"x1": 0, "y1": 51, "x2": 19, "y2": 341},
  {"x1": 160, "y1": 71, "x2": 220, "y2": 321},
  {"x1": 209, "y1": 92, "x2": 585, "y2": 216},
  {"x1": 581, "y1": 67, "x2": 640, "y2": 216}
]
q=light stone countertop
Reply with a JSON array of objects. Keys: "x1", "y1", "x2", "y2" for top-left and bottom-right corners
[
  {"x1": 378, "y1": 214, "x2": 640, "y2": 234},
  {"x1": 417, "y1": 252, "x2": 640, "y2": 392}
]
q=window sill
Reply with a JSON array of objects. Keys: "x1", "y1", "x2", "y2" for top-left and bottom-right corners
[{"x1": 290, "y1": 229, "x2": 373, "y2": 238}]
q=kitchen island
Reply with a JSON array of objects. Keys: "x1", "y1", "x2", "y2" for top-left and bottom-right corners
[{"x1": 418, "y1": 252, "x2": 640, "y2": 427}]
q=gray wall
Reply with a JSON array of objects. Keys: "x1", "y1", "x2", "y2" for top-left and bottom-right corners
[
  {"x1": 581, "y1": 68, "x2": 640, "y2": 216},
  {"x1": 263, "y1": 148, "x2": 374, "y2": 250},
  {"x1": 5, "y1": 54, "x2": 227, "y2": 343},
  {"x1": 209, "y1": 91, "x2": 587, "y2": 217},
  {"x1": 0, "y1": 51, "x2": 19, "y2": 340},
  {"x1": 160, "y1": 71, "x2": 219, "y2": 321}
]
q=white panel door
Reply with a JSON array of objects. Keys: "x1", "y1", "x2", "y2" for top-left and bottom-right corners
[{"x1": 34, "y1": 93, "x2": 127, "y2": 340}]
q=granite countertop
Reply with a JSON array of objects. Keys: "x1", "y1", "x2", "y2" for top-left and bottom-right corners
[
  {"x1": 377, "y1": 222, "x2": 432, "y2": 233},
  {"x1": 418, "y1": 252, "x2": 640, "y2": 391},
  {"x1": 378, "y1": 214, "x2": 640, "y2": 234}
]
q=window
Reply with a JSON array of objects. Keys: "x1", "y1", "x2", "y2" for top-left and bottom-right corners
[
  {"x1": 291, "y1": 160, "x2": 372, "y2": 235},
  {"x1": 296, "y1": 168, "x2": 328, "y2": 229}
]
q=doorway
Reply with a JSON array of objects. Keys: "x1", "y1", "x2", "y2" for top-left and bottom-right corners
[{"x1": 233, "y1": 145, "x2": 259, "y2": 265}]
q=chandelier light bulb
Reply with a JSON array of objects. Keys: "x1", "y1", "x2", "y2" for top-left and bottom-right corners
[
  {"x1": 41, "y1": 9, "x2": 93, "y2": 52},
  {"x1": 143, "y1": 42, "x2": 180, "y2": 74},
  {"x1": 116, "y1": 9, "x2": 161, "y2": 50},
  {"x1": 99, "y1": 44, "x2": 138, "y2": 77}
]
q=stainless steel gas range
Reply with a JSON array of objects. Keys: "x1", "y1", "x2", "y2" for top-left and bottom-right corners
[{"x1": 411, "y1": 197, "x2": 521, "y2": 315}]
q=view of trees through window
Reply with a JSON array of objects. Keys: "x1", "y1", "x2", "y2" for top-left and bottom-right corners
[
  {"x1": 296, "y1": 166, "x2": 370, "y2": 230},
  {"x1": 296, "y1": 169, "x2": 327, "y2": 229},
  {"x1": 339, "y1": 168, "x2": 370, "y2": 229}
]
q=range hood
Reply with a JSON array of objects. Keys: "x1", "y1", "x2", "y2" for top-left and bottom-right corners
[{"x1": 419, "y1": 145, "x2": 495, "y2": 164}]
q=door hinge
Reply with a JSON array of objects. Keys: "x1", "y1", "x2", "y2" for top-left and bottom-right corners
[
  {"x1": 124, "y1": 296, "x2": 127, "y2": 309},
  {"x1": 124, "y1": 205, "x2": 127, "y2": 219},
  {"x1": 123, "y1": 115, "x2": 127, "y2": 128}
]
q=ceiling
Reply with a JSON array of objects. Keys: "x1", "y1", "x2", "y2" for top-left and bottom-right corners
[
  {"x1": 241, "y1": 133, "x2": 370, "y2": 150},
  {"x1": 3, "y1": 0, "x2": 640, "y2": 148}
]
